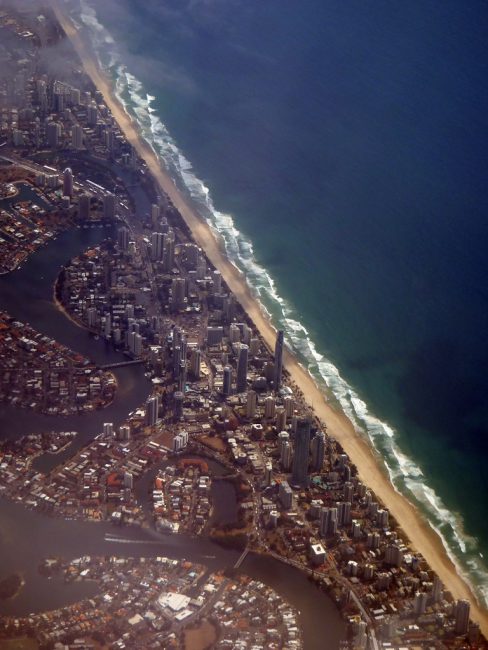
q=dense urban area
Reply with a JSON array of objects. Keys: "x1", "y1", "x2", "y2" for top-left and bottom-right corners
[{"x1": 0, "y1": 5, "x2": 485, "y2": 650}]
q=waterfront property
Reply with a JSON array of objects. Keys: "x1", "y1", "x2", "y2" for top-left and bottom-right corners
[{"x1": 0, "y1": 4, "x2": 485, "y2": 649}]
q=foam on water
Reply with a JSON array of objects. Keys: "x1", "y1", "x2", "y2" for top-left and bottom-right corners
[{"x1": 75, "y1": 0, "x2": 488, "y2": 607}]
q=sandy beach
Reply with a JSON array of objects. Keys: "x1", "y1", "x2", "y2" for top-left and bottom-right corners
[{"x1": 50, "y1": 0, "x2": 488, "y2": 635}]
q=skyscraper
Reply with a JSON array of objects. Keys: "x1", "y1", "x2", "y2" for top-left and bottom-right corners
[
  {"x1": 103, "y1": 192, "x2": 116, "y2": 220},
  {"x1": 87, "y1": 100, "x2": 98, "y2": 125},
  {"x1": 284, "y1": 395, "x2": 295, "y2": 418},
  {"x1": 63, "y1": 167, "x2": 73, "y2": 198},
  {"x1": 212, "y1": 269, "x2": 222, "y2": 295},
  {"x1": 162, "y1": 230, "x2": 175, "y2": 271},
  {"x1": 150, "y1": 232, "x2": 163, "y2": 261},
  {"x1": 431, "y1": 576, "x2": 443, "y2": 604},
  {"x1": 46, "y1": 121, "x2": 61, "y2": 148},
  {"x1": 455, "y1": 599, "x2": 470, "y2": 635},
  {"x1": 246, "y1": 389, "x2": 257, "y2": 418},
  {"x1": 236, "y1": 343, "x2": 249, "y2": 393},
  {"x1": 118, "y1": 425, "x2": 131, "y2": 441},
  {"x1": 414, "y1": 591, "x2": 428, "y2": 616},
  {"x1": 276, "y1": 406, "x2": 287, "y2": 431},
  {"x1": 280, "y1": 440, "x2": 292, "y2": 471},
  {"x1": 223, "y1": 365, "x2": 233, "y2": 396},
  {"x1": 264, "y1": 395, "x2": 276, "y2": 418},
  {"x1": 311, "y1": 430, "x2": 325, "y2": 471},
  {"x1": 190, "y1": 348, "x2": 201, "y2": 379},
  {"x1": 103, "y1": 422, "x2": 114, "y2": 438},
  {"x1": 146, "y1": 395, "x2": 160, "y2": 426},
  {"x1": 320, "y1": 506, "x2": 338, "y2": 537},
  {"x1": 78, "y1": 194, "x2": 90, "y2": 220},
  {"x1": 274, "y1": 329, "x2": 284, "y2": 390},
  {"x1": 291, "y1": 417, "x2": 311, "y2": 487},
  {"x1": 151, "y1": 203, "x2": 160, "y2": 227},
  {"x1": 173, "y1": 391, "x2": 184, "y2": 420},
  {"x1": 171, "y1": 277, "x2": 186, "y2": 311},
  {"x1": 71, "y1": 124, "x2": 83, "y2": 149},
  {"x1": 117, "y1": 225, "x2": 130, "y2": 251}
]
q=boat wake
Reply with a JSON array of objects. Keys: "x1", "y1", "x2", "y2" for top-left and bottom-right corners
[
  {"x1": 104, "y1": 533, "x2": 162, "y2": 545},
  {"x1": 75, "y1": 0, "x2": 488, "y2": 607}
]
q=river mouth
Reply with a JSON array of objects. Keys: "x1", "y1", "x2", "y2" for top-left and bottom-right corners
[{"x1": 0, "y1": 184, "x2": 345, "y2": 650}]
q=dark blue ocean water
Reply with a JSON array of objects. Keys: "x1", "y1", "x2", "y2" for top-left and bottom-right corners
[{"x1": 80, "y1": 0, "x2": 488, "y2": 600}]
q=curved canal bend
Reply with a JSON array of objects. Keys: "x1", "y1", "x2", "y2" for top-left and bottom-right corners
[{"x1": 0, "y1": 225, "x2": 345, "y2": 648}]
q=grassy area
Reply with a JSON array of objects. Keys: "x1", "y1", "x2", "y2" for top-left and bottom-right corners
[
  {"x1": 184, "y1": 619, "x2": 218, "y2": 650},
  {"x1": 0, "y1": 638, "x2": 39, "y2": 650}
]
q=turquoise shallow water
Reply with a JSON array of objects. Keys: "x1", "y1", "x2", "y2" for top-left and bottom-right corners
[{"x1": 73, "y1": 0, "x2": 488, "y2": 603}]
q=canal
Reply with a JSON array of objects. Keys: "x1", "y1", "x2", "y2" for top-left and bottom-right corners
[{"x1": 0, "y1": 195, "x2": 345, "y2": 649}]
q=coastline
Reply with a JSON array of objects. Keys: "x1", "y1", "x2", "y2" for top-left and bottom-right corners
[{"x1": 50, "y1": 0, "x2": 488, "y2": 636}]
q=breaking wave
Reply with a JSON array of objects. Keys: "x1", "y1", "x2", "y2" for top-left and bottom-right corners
[{"x1": 76, "y1": 0, "x2": 488, "y2": 607}]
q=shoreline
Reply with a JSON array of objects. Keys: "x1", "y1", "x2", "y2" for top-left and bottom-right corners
[
  {"x1": 52, "y1": 281, "x2": 86, "y2": 332},
  {"x1": 50, "y1": 0, "x2": 488, "y2": 636}
]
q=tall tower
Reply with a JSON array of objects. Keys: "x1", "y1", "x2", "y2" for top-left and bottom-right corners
[
  {"x1": 87, "y1": 100, "x2": 98, "y2": 125},
  {"x1": 46, "y1": 121, "x2": 61, "y2": 148},
  {"x1": 71, "y1": 124, "x2": 83, "y2": 149},
  {"x1": 78, "y1": 194, "x2": 90, "y2": 220},
  {"x1": 431, "y1": 576, "x2": 443, "y2": 604},
  {"x1": 162, "y1": 230, "x2": 175, "y2": 271},
  {"x1": 151, "y1": 232, "x2": 164, "y2": 261},
  {"x1": 212, "y1": 269, "x2": 222, "y2": 295},
  {"x1": 103, "y1": 192, "x2": 116, "y2": 220},
  {"x1": 151, "y1": 203, "x2": 160, "y2": 228},
  {"x1": 246, "y1": 389, "x2": 257, "y2": 418},
  {"x1": 223, "y1": 365, "x2": 233, "y2": 396},
  {"x1": 274, "y1": 329, "x2": 284, "y2": 390},
  {"x1": 455, "y1": 600, "x2": 470, "y2": 635},
  {"x1": 146, "y1": 395, "x2": 160, "y2": 426},
  {"x1": 190, "y1": 348, "x2": 201, "y2": 379},
  {"x1": 291, "y1": 417, "x2": 311, "y2": 487},
  {"x1": 117, "y1": 225, "x2": 130, "y2": 252},
  {"x1": 171, "y1": 278, "x2": 186, "y2": 311},
  {"x1": 63, "y1": 167, "x2": 73, "y2": 198},
  {"x1": 236, "y1": 344, "x2": 249, "y2": 393},
  {"x1": 311, "y1": 430, "x2": 325, "y2": 471}
]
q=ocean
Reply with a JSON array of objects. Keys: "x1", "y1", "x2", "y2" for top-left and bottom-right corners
[{"x1": 70, "y1": 0, "x2": 488, "y2": 605}]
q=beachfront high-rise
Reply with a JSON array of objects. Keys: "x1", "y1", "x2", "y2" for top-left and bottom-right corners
[
  {"x1": 274, "y1": 329, "x2": 284, "y2": 391},
  {"x1": 311, "y1": 430, "x2": 326, "y2": 471},
  {"x1": 236, "y1": 343, "x2": 249, "y2": 393},
  {"x1": 455, "y1": 599, "x2": 470, "y2": 635},
  {"x1": 291, "y1": 417, "x2": 311, "y2": 487}
]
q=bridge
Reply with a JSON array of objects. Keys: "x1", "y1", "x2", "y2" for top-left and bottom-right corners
[
  {"x1": 100, "y1": 359, "x2": 145, "y2": 370},
  {"x1": 233, "y1": 547, "x2": 250, "y2": 569}
]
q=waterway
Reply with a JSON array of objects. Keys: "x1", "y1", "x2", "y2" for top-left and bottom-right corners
[{"x1": 0, "y1": 192, "x2": 345, "y2": 648}]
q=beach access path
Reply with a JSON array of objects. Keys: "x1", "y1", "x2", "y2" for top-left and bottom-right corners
[{"x1": 49, "y1": 0, "x2": 488, "y2": 636}]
